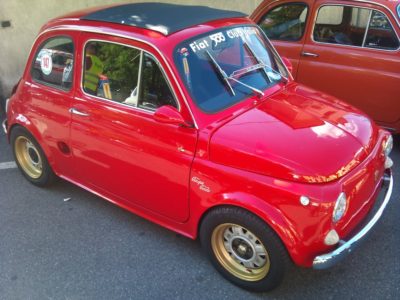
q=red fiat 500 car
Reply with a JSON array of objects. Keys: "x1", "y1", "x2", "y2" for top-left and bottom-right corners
[
  {"x1": 251, "y1": 0, "x2": 400, "y2": 133},
  {"x1": 2, "y1": 3, "x2": 394, "y2": 292}
]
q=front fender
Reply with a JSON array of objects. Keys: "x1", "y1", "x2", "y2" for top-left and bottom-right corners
[{"x1": 188, "y1": 159, "x2": 307, "y2": 264}]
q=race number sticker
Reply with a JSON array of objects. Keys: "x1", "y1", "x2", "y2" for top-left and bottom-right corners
[{"x1": 40, "y1": 53, "x2": 53, "y2": 75}]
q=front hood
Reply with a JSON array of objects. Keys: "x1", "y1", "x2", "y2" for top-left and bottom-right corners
[{"x1": 209, "y1": 84, "x2": 378, "y2": 183}]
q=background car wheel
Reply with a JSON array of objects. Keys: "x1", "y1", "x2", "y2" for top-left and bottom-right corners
[
  {"x1": 0, "y1": 97, "x2": 5, "y2": 114},
  {"x1": 200, "y1": 207, "x2": 290, "y2": 292},
  {"x1": 11, "y1": 126, "x2": 56, "y2": 186}
]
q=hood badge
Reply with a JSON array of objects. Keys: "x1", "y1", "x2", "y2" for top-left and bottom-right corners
[{"x1": 191, "y1": 176, "x2": 211, "y2": 193}]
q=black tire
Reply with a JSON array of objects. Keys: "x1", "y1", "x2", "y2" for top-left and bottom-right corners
[
  {"x1": 10, "y1": 126, "x2": 56, "y2": 187},
  {"x1": 200, "y1": 206, "x2": 290, "y2": 292}
]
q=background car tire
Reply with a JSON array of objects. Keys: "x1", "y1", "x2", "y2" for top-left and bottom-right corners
[
  {"x1": 0, "y1": 97, "x2": 5, "y2": 114},
  {"x1": 200, "y1": 206, "x2": 290, "y2": 292},
  {"x1": 10, "y1": 126, "x2": 56, "y2": 187}
]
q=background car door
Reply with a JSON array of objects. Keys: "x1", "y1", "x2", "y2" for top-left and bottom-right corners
[
  {"x1": 296, "y1": 1, "x2": 400, "y2": 127},
  {"x1": 69, "y1": 34, "x2": 197, "y2": 222},
  {"x1": 252, "y1": 0, "x2": 313, "y2": 78}
]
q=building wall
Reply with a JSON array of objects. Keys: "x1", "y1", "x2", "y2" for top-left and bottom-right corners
[{"x1": 0, "y1": 0, "x2": 262, "y2": 99}]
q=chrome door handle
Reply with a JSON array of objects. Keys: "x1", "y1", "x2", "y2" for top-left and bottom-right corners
[
  {"x1": 301, "y1": 52, "x2": 319, "y2": 58},
  {"x1": 70, "y1": 108, "x2": 90, "y2": 117}
]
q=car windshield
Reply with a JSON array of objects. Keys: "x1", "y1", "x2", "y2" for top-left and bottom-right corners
[{"x1": 174, "y1": 25, "x2": 287, "y2": 113}]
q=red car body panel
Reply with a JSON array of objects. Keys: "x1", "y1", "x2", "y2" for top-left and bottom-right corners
[
  {"x1": 210, "y1": 83, "x2": 379, "y2": 183},
  {"x1": 251, "y1": 0, "x2": 400, "y2": 132},
  {"x1": 5, "y1": 5, "x2": 392, "y2": 269}
]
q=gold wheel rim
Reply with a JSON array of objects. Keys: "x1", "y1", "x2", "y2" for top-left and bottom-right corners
[
  {"x1": 211, "y1": 223, "x2": 270, "y2": 282},
  {"x1": 14, "y1": 136, "x2": 43, "y2": 179}
]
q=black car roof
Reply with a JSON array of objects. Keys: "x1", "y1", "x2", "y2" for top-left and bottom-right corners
[{"x1": 80, "y1": 2, "x2": 247, "y2": 35}]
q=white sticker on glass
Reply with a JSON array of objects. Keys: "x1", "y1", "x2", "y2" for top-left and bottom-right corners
[{"x1": 40, "y1": 53, "x2": 53, "y2": 75}]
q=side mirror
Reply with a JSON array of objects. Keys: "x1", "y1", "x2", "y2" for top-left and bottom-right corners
[
  {"x1": 154, "y1": 105, "x2": 188, "y2": 126},
  {"x1": 281, "y1": 57, "x2": 293, "y2": 75}
]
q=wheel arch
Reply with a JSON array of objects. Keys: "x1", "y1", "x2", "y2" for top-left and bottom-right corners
[
  {"x1": 196, "y1": 195, "x2": 300, "y2": 261},
  {"x1": 8, "y1": 119, "x2": 56, "y2": 170}
]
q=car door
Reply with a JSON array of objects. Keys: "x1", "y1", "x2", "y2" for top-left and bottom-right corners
[
  {"x1": 24, "y1": 32, "x2": 77, "y2": 177},
  {"x1": 252, "y1": 0, "x2": 313, "y2": 78},
  {"x1": 296, "y1": 1, "x2": 400, "y2": 127},
  {"x1": 69, "y1": 33, "x2": 197, "y2": 222}
]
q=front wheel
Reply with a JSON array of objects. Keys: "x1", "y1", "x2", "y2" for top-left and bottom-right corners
[{"x1": 200, "y1": 207, "x2": 290, "y2": 292}]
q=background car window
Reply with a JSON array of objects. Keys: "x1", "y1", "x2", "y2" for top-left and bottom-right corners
[
  {"x1": 31, "y1": 37, "x2": 74, "y2": 90},
  {"x1": 364, "y1": 11, "x2": 400, "y2": 50},
  {"x1": 138, "y1": 53, "x2": 177, "y2": 110},
  {"x1": 314, "y1": 6, "x2": 370, "y2": 46},
  {"x1": 83, "y1": 41, "x2": 140, "y2": 103},
  {"x1": 259, "y1": 3, "x2": 308, "y2": 41}
]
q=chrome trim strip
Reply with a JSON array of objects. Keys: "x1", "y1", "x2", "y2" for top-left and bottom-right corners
[
  {"x1": 381, "y1": 126, "x2": 398, "y2": 133},
  {"x1": 137, "y1": 51, "x2": 144, "y2": 105},
  {"x1": 5, "y1": 98, "x2": 10, "y2": 113},
  {"x1": 311, "y1": 4, "x2": 400, "y2": 52},
  {"x1": 313, "y1": 169, "x2": 394, "y2": 269},
  {"x1": 361, "y1": 10, "x2": 373, "y2": 48},
  {"x1": 2, "y1": 119, "x2": 8, "y2": 135},
  {"x1": 35, "y1": 25, "x2": 198, "y2": 128}
]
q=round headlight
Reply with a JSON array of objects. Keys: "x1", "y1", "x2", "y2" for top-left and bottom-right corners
[
  {"x1": 333, "y1": 192, "x2": 347, "y2": 223},
  {"x1": 384, "y1": 135, "x2": 393, "y2": 157}
]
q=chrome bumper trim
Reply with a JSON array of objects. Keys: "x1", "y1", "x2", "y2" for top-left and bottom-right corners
[
  {"x1": 5, "y1": 98, "x2": 10, "y2": 113},
  {"x1": 2, "y1": 119, "x2": 7, "y2": 135},
  {"x1": 313, "y1": 169, "x2": 393, "y2": 270}
]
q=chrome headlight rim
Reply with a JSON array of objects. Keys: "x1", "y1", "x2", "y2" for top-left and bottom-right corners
[
  {"x1": 383, "y1": 135, "x2": 393, "y2": 157},
  {"x1": 5, "y1": 98, "x2": 10, "y2": 113},
  {"x1": 333, "y1": 192, "x2": 347, "y2": 223}
]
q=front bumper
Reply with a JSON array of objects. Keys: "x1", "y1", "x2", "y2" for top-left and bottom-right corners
[{"x1": 312, "y1": 169, "x2": 393, "y2": 270}]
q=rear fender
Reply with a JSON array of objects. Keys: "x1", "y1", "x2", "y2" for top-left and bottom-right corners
[{"x1": 8, "y1": 114, "x2": 56, "y2": 170}]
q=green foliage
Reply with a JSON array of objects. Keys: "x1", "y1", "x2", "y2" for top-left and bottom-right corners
[{"x1": 97, "y1": 43, "x2": 140, "y2": 93}]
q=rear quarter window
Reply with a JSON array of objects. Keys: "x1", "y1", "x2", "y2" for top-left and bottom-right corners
[{"x1": 31, "y1": 36, "x2": 74, "y2": 91}]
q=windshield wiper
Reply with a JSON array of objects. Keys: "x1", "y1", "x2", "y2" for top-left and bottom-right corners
[
  {"x1": 243, "y1": 42, "x2": 270, "y2": 80},
  {"x1": 230, "y1": 63, "x2": 269, "y2": 78},
  {"x1": 243, "y1": 41, "x2": 288, "y2": 83},
  {"x1": 207, "y1": 50, "x2": 264, "y2": 97},
  {"x1": 228, "y1": 77, "x2": 265, "y2": 97},
  {"x1": 205, "y1": 50, "x2": 236, "y2": 96}
]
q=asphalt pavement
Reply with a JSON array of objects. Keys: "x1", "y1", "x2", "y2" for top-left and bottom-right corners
[{"x1": 0, "y1": 112, "x2": 399, "y2": 300}]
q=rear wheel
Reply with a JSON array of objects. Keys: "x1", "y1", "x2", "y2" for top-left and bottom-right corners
[
  {"x1": 200, "y1": 207, "x2": 290, "y2": 292},
  {"x1": 11, "y1": 127, "x2": 56, "y2": 186}
]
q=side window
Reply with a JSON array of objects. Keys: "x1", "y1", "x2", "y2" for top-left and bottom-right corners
[
  {"x1": 83, "y1": 41, "x2": 177, "y2": 111},
  {"x1": 364, "y1": 11, "x2": 399, "y2": 50},
  {"x1": 138, "y1": 53, "x2": 177, "y2": 110},
  {"x1": 314, "y1": 6, "x2": 370, "y2": 46},
  {"x1": 83, "y1": 41, "x2": 140, "y2": 103},
  {"x1": 31, "y1": 36, "x2": 74, "y2": 90},
  {"x1": 258, "y1": 3, "x2": 308, "y2": 41}
]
